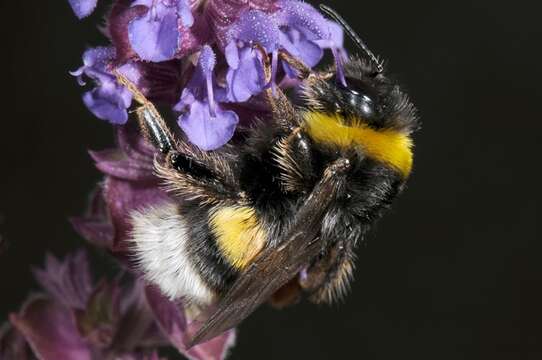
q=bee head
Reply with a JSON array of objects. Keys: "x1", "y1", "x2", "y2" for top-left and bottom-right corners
[
  {"x1": 301, "y1": 57, "x2": 417, "y2": 132},
  {"x1": 301, "y1": 5, "x2": 417, "y2": 133}
]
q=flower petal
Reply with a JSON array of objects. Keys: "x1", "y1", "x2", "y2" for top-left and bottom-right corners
[
  {"x1": 204, "y1": 0, "x2": 279, "y2": 49},
  {"x1": 70, "y1": 216, "x2": 114, "y2": 249},
  {"x1": 81, "y1": 46, "x2": 115, "y2": 68},
  {"x1": 186, "y1": 323, "x2": 236, "y2": 360},
  {"x1": 10, "y1": 297, "x2": 92, "y2": 360},
  {"x1": 279, "y1": 29, "x2": 323, "y2": 68},
  {"x1": 72, "y1": 47, "x2": 134, "y2": 124},
  {"x1": 68, "y1": 0, "x2": 98, "y2": 19},
  {"x1": 108, "y1": 2, "x2": 150, "y2": 63},
  {"x1": 225, "y1": 41, "x2": 239, "y2": 69},
  {"x1": 276, "y1": 0, "x2": 329, "y2": 41},
  {"x1": 82, "y1": 85, "x2": 131, "y2": 125},
  {"x1": 128, "y1": 3, "x2": 180, "y2": 62},
  {"x1": 234, "y1": 9, "x2": 280, "y2": 52},
  {"x1": 144, "y1": 286, "x2": 187, "y2": 349},
  {"x1": 177, "y1": 0, "x2": 194, "y2": 27},
  {"x1": 226, "y1": 47, "x2": 265, "y2": 102},
  {"x1": 179, "y1": 100, "x2": 239, "y2": 150},
  {"x1": 89, "y1": 149, "x2": 154, "y2": 181}
]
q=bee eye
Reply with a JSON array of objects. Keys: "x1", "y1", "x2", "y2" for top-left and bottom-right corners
[{"x1": 340, "y1": 77, "x2": 378, "y2": 121}]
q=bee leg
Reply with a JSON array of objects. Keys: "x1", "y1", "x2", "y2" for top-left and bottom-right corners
[
  {"x1": 269, "y1": 277, "x2": 302, "y2": 308},
  {"x1": 115, "y1": 70, "x2": 242, "y2": 205},
  {"x1": 252, "y1": 44, "x2": 302, "y2": 130},
  {"x1": 277, "y1": 48, "x2": 312, "y2": 80},
  {"x1": 299, "y1": 240, "x2": 355, "y2": 304}
]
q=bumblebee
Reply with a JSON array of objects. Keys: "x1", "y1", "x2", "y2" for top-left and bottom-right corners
[{"x1": 117, "y1": 5, "x2": 418, "y2": 345}]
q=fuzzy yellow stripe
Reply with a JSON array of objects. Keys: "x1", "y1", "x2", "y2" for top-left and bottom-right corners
[
  {"x1": 210, "y1": 206, "x2": 267, "y2": 270},
  {"x1": 304, "y1": 112, "x2": 413, "y2": 176}
]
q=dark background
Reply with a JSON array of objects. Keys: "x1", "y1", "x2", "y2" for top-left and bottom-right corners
[{"x1": 1, "y1": 0, "x2": 541, "y2": 359}]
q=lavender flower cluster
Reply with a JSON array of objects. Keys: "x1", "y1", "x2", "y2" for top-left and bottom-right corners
[
  {"x1": 2, "y1": 0, "x2": 346, "y2": 359},
  {"x1": 69, "y1": 0, "x2": 343, "y2": 150}
]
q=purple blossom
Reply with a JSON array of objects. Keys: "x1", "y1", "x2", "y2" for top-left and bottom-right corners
[
  {"x1": 223, "y1": 1, "x2": 344, "y2": 101},
  {"x1": 10, "y1": 296, "x2": 94, "y2": 360},
  {"x1": 224, "y1": 11, "x2": 275, "y2": 101},
  {"x1": 205, "y1": 0, "x2": 279, "y2": 50},
  {"x1": 127, "y1": 0, "x2": 194, "y2": 62},
  {"x1": 175, "y1": 45, "x2": 239, "y2": 150},
  {"x1": 275, "y1": 0, "x2": 338, "y2": 66},
  {"x1": 70, "y1": 0, "x2": 344, "y2": 150},
  {"x1": 70, "y1": 47, "x2": 133, "y2": 124}
]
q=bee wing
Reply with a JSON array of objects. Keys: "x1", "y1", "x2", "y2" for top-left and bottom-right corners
[{"x1": 189, "y1": 159, "x2": 350, "y2": 346}]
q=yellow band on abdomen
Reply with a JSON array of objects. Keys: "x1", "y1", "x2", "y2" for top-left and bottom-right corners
[{"x1": 210, "y1": 206, "x2": 267, "y2": 269}]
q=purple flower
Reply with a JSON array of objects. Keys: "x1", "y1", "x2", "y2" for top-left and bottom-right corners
[
  {"x1": 275, "y1": 0, "x2": 338, "y2": 67},
  {"x1": 10, "y1": 296, "x2": 94, "y2": 360},
  {"x1": 68, "y1": 0, "x2": 98, "y2": 19},
  {"x1": 223, "y1": 1, "x2": 344, "y2": 101},
  {"x1": 275, "y1": 0, "x2": 346, "y2": 84},
  {"x1": 205, "y1": 0, "x2": 279, "y2": 50},
  {"x1": 175, "y1": 45, "x2": 239, "y2": 150},
  {"x1": 70, "y1": 0, "x2": 344, "y2": 151},
  {"x1": 127, "y1": 0, "x2": 194, "y2": 62},
  {"x1": 70, "y1": 47, "x2": 133, "y2": 124},
  {"x1": 224, "y1": 10, "x2": 276, "y2": 101}
]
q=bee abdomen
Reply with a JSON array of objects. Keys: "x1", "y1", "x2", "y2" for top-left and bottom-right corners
[
  {"x1": 209, "y1": 206, "x2": 267, "y2": 270},
  {"x1": 130, "y1": 202, "x2": 216, "y2": 304}
]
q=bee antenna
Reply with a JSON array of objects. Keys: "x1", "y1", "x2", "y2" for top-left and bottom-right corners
[{"x1": 319, "y1": 4, "x2": 383, "y2": 74}]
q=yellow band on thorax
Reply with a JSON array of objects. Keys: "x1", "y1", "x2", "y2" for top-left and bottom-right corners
[
  {"x1": 210, "y1": 206, "x2": 267, "y2": 269},
  {"x1": 303, "y1": 112, "x2": 413, "y2": 177}
]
